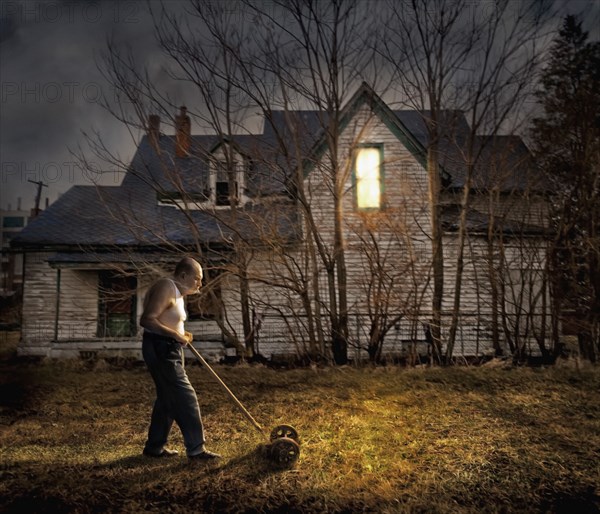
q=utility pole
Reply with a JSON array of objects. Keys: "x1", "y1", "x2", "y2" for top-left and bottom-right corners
[{"x1": 28, "y1": 179, "x2": 48, "y2": 217}]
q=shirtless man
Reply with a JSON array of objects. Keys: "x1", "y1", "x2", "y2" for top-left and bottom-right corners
[{"x1": 140, "y1": 256, "x2": 220, "y2": 460}]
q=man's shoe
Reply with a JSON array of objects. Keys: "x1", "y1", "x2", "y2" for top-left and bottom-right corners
[
  {"x1": 188, "y1": 449, "x2": 221, "y2": 460},
  {"x1": 143, "y1": 448, "x2": 179, "y2": 458}
]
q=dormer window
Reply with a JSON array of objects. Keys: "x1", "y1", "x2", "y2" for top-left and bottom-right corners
[
  {"x1": 215, "y1": 160, "x2": 239, "y2": 206},
  {"x1": 157, "y1": 143, "x2": 248, "y2": 210},
  {"x1": 208, "y1": 146, "x2": 248, "y2": 208}
]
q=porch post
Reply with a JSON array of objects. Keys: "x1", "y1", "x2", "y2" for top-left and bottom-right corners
[{"x1": 53, "y1": 268, "x2": 61, "y2": 343}]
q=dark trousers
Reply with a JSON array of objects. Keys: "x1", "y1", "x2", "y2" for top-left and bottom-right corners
[{"x1": 142, "y1": 332, "x2": 205, "y2": 456}]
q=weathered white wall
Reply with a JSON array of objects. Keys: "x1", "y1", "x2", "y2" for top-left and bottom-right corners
[
  {"x1": 18, "y1": 104, "x2": 550, "y2": 360},
  {"x1": 56, "y1": 269, "x2": 98, "y2": 340},
  {"x1": 20, "y1": 252, "x2": 57, "y2": 355}
]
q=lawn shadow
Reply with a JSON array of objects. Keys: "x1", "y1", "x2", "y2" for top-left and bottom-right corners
[
  {"x1": 466, "y1": 392, "x2": 600, "y2": 512},
  {"x1": 202, "y1": 443, "x2": 297, "y2": 479},
  {"x1": 103, "y1": 443, "x2": 295, "y2": 479}
]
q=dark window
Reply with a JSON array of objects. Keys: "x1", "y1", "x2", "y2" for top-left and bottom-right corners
[
  {"x1": 215, "y1": 181, "x2": 230, "y2": 206},
  {"x1": 98, "y1": 271, "x2": 137, "y2": 337},
  {"x1": 215, "y1": 181, "x2": 239, "y2": 206},
  {"x1": 3, "y1": 216, "x2": 25, "y2": 228},
  {"x1": 215, "y1": 160, "x2": 238, "y2": 206}
]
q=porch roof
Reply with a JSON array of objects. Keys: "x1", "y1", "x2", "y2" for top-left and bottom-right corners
[
  {"x1": 441, "y1": 205, "x2": 549, "y2": 236},
  {"x1": 46, "y1": 251, "x2": 171, "y2": 269},
  {"x1": 12, "y1": 183, "x2": 300, "y2": 249}
]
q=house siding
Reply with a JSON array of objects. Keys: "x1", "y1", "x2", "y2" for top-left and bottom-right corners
[
  {"x1": 56, "y1": 269, "x2": 98, "y2": 341},
  {"x1": 451, "y1": 193, "x2": 549, "y2": 231},
  {"x1": 20, "y1": 258, "x2": 148, "y2": 358},
  {"x1": 440, "y1": 234, "x2": 550, "y2": 354},
  {"x1": 20, "y1": 252, "x2": 58, "y2": 355},
  {"x1": 302, "y1": 106, "x2": 438, "y2": 358},
  {"x1": 15, "y1": 95, "x2": 551, "y2": 361}
]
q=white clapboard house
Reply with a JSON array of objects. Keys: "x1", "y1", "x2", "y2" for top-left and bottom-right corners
[{"x1": 12, "y1": 84, "x2": 550, "y2": 361}]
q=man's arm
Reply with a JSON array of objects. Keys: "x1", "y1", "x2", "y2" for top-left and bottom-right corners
[{"x1": 140, "y1": 279, "x2": 189, "y2": 344}]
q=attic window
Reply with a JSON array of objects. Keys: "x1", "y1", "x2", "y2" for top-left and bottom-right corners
[
  {"x1": 215, "y1": 160, "x2": 239, "y2": 206},
  {"x1": 355, "y1": 145, "x2": 383, "y2": 210}
]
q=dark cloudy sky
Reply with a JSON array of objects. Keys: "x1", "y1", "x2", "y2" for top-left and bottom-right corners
[
  {"x1": 1, "y1": 0, "x2": 599, "y2": 212},
  {"x1": 0, "y1": 0, "x2": 189, "y2": 211}
]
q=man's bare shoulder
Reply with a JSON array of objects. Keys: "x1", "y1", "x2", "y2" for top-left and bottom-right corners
[
  {"x1": 152, "y1": 277, "x2": 175, "y2": 289},
  {"x1": 146, "y1": 278, "x2": 176, "y2": 301}
]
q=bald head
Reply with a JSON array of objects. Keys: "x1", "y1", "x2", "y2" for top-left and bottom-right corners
[
  {"x1": 174, "y1": 257, "x2": 200, "y2": 276},
  {"x1": 173, "y1": 257, "x2": 203, "y2": 295}
]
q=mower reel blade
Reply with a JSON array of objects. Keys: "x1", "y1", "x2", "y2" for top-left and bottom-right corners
[
  {"x1": 270, "y1": 424, "x2": 300, "y2": 442},
  {"x1": 269, "y1": 436, "x2": 300, "y2": 467}
]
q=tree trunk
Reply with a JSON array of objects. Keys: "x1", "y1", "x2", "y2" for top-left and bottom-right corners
[
  {"x1": 446, "y1": 162, "x2": 474, "y2": 361},
  {"x1": 427, "y1": 144, "x2": 444, "y2": 364},
  {"x1": 239, "y1": 264, "x2": 253, "y2": 359}
]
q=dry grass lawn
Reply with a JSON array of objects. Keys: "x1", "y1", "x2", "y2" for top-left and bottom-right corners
[{"x1": 0, "y1": 335, "x2": 599, "y2": 513}]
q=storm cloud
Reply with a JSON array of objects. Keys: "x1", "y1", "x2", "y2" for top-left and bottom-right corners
[
  {"x1": 0, "y1": 0, "x2": 189, "y2": 211},
  {"x1": 1, "y1": 0, "x2": 598, "y2": 212}
]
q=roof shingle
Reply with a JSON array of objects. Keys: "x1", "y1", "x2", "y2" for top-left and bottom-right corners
[{"x1": 13, "y1": 86, "x2": 543, "y2": 250}]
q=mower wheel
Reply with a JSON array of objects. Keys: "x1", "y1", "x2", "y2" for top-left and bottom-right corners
[
  {"x1": 270, "y1": 424, "x2": 299, "y2": 442},
  {"x1": 269, "y1": 437, "x2": 300, "y2": 466}
]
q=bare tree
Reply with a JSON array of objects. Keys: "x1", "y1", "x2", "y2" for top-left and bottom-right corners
[
  {"x1": 382, "y1": 0, "x2": 553, "y2": 362},
  {"x1": 349, "y1": 209, "x2": 431, "y2": 363},
  {"x1": 237, "y1": 0, "x2": 390, "y2": 363},
  {"x1": 83, "y1": 0, "x2": 398, "y2": 364},
  {"x1": 76, "y1": 0, "x2": 559, "y2": 365}
]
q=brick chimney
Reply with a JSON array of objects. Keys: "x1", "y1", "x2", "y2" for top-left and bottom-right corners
[
  {"x1": 175, "y1": 106, "x2": 191, "y2": 158},
  {"x1": 147, "y1": 114, "x2": 160, "y2": 151}
]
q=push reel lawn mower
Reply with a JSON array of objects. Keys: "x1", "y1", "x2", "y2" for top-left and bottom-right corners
[{"x1": 187, "y1": 343, "x2": 300, "y2": 467}]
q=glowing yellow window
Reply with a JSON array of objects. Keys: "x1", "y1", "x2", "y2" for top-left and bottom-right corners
[{"x1": 355, "y1": 147, "x2": 382, "y2": 209}]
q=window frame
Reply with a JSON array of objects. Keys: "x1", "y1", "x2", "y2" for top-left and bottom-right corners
[
  {"x1": 211, "y1": 157, "x2": 244, "y2": 207},
  {"x1": 353, "y1": 143, "x2": 385, "y2": 211},
  {"x1": 97, "y1": 271, "x2": 137, "y2": 338}
]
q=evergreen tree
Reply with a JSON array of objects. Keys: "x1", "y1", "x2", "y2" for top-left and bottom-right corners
[{"x1": 532, "y1": 15, "x2": 600, "y2": 361}]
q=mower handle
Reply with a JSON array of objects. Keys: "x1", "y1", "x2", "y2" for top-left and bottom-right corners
[{"x1": 186, "y1": 343, "x2": 266, "y2": 438}]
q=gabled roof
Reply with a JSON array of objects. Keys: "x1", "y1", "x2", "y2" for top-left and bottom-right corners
[
  {"x1": 297, "y1": 83, "x2": 434, "y2": 177},
  {"x1": 11, "y1": 186, "x2": 137, "y2": 247},
  {"x1": 469, "y1": 135, "x2": 543, "y2": 193},
  {"x1": 263, "y1": 83, "x2": 539, "y2": 193},
  {"x1": 13, "y1": 83, "x2": 543, "y2": 251},
  {"x1": 118, "y1": 83, "x2": 541, "y2": 201},
  {"x1": 12, "y1": 182, "x2": 299, "y2": 249},
  {"x1": 121, "y1": 132, "x2": 286, "y2": 198}
]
